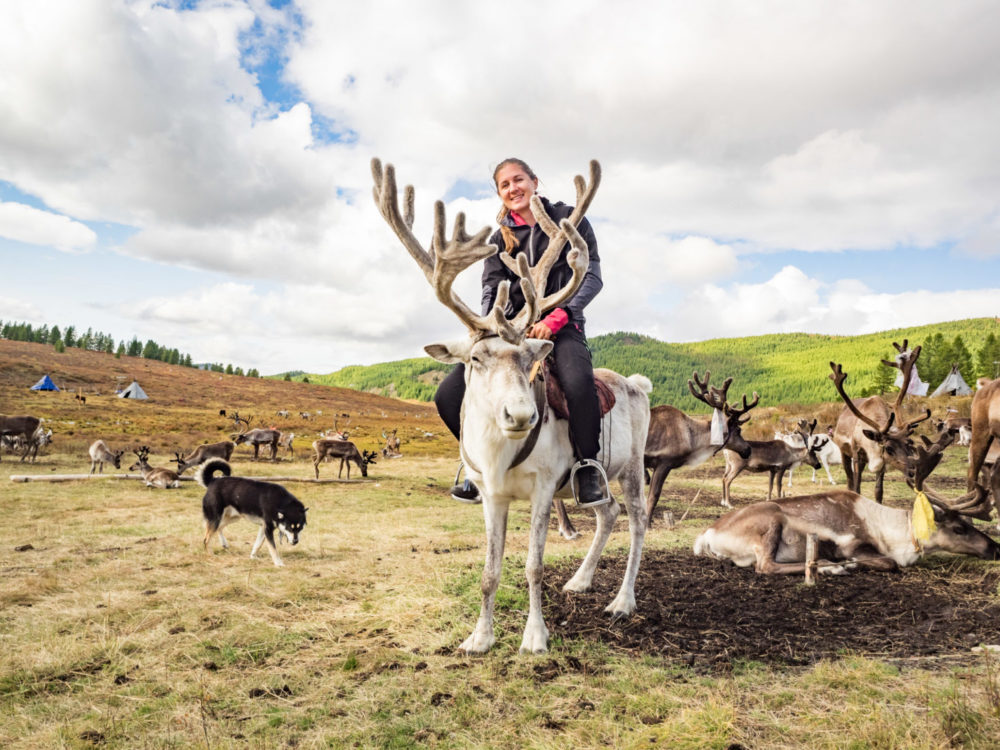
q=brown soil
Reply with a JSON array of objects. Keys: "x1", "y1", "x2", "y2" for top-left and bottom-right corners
[{"x1": 544, "y1": 550, "x2": 1000, "y2": 670}]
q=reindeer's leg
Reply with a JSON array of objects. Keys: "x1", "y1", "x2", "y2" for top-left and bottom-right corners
[
  {"x1": 521, "y1": 492, "x2": 556, "y2": 654},
  {"x1": 313, "y1": 457, "x2": 321, "y2": 479},
  {"x1": 722, "y1": 466, "x2": 740, "y2": 508},
  {"x1": 824, "y1": 458, "x2": 835, "y2": 485},
  {"x1": 990, "y1": 463, "x2": 1000, "y2": 532},
  {"x1": 873, "y1": 467, "x2": 885, "y2": 504},
  {"x1": 552, "y1": 497, "x2": 579, "y2": 541},
  {"x1": 754, "y1": 519, "x2": 852, "y2": 575},
  {"x1": 854, "y1": 453, "x2": 868, "y2": 494},
  {"x1": 969, "y1": 433, "x2": 994, "y2": 492},
  {"x1": 840, "y1": 450, "x2": 855, "y2": 491},
  {"x1": 564, "y1": 495, "x2": 619, "y2": 595},
  {"x1": 606, "y1": 457, "x2": 647, "y2": 617},
  {"x1": 460, "y1": 499, "x2": 508, "y2": 655},
  {"x1": 644, "y1": 461, "x2": 672, "y2": 527}
]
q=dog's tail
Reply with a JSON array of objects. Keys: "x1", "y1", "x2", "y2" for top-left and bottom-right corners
[{"x1": 197, "y1": 458, "x2": 232, "y2": 487}]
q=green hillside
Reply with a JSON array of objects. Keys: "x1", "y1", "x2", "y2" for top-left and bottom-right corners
[{"x1": 295, "y1": 318, "x2": 1000, "y2": 411}]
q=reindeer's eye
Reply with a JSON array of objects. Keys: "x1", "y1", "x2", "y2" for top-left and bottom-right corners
[{"x1": 951, "y1": 524, "x2": 967, "y2": 535}]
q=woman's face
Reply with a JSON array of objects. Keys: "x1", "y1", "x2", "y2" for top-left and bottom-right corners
[{"x1": 495, "y1": 163, "x2": 538, "y2": 217}]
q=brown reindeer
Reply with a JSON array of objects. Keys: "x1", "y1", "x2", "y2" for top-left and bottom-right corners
[
  {"x1": 830, "y1": 341, "x2": 931, "y2": 503},
  {"x1": 641, "y1": 372, "x2": 759, "y2": 527},
  {"x1": 172, "y1": 440, "x2": 236, "y2": 474},
  {"x1": 721, "y1": 419, "x2": 821, "y2": 507},
  {"x1": 967, "y1": 377, "x2": 1000, "y2": 526},
  {"x1": 128, "y1": 446, "x2": 181, "y2": 489},
  {"x1": 312, "y1": 439, "x2": 376, "y2": 479},
  {"x1": 0, "y1": 415, "x2": 41, "y2": 462},
  {"x1": 695, "y1": 428, "x2": 999, "y2": 574}
]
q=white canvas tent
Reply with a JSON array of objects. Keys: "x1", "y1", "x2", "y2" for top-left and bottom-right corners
[
  {"x1": 892, "y1": 355, "x2": 928, "y2": 396},
  {"x1": 117, "y1": 381, "x2": 149, "y2": 400},
  {"x1": 931, "y1": 365, "x2": 973, "y2": 397}
]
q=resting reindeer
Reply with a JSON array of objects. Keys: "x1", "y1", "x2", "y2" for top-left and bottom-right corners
[
  {"x1": 172, "y1": 440, "x2": 236, "y2": 474},
  {"x1": 381, "y1": 428, "x2": 402, "y2": 458},
  {"x1": 311, "y1": 439, "x2": 376, "y2": 479},
  {"x1": 0, "y1": 415, "x2": 41, "y2": 463},
  {"x1": 89, "y1": 439, "x2": 125, "y2": 474},
  {"x1": 831, "y1": 342, "x2": 930, "y2": 503},
  {"x1": 128, "y1": 447, "x2": 181, "y2": 489},
  {"x1": 695, "y1": 430, "x2": 1000, "y2": 574},
  {"x1": 373, "y1": 157, "x2": 651, "y2": 654},
  {"x1": 721, "y1": 420, "x2": 821, "y2": 507},
  {"x1": 638, "y1": 373, "x2": 758, "y2": 530}
]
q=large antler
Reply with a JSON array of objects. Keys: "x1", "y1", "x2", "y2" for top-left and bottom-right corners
[
  {"x1": 497, "y1": 160, "x2": 602, "y2": 331},
  {"x1": 688, "y1": 371, "x2": 759, "y2": 423},
  {"x1": 828, "y1": 362, "x2": 897, "y2": 434},
  {"x1": 879, "y1": 340, "x2": 932, "y2": 435},
  {"x1": 372, "y1": 158, "x2": 521, "y2": 340}
]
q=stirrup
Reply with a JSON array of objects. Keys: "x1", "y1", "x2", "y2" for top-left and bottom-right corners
[{"x1": 570, "y1": 459, "x2": 612, "y2": 508}]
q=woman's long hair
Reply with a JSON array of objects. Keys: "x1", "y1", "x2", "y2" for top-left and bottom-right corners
[{"x1": 493, "y1": 157, "x2": 538, "y2": 254}]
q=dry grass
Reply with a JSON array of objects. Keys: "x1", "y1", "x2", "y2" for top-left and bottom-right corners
[{"x1": 2, "y1": 340, "x2": 1000, "y2": 748}]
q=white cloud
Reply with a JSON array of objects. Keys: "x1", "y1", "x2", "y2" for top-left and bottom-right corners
[
  {"x1": 3, "y1": 1, "x2": 1000, "y2": 373},
  {"x1": 0, "y1": 295, "x2": 42, "y2": 323},
  {"x1": 642, "y1": 267, "x2": 1000, "y2": 343},
  {"x1": 0, "y1": 202, "x2": 96, "y2": 253}
]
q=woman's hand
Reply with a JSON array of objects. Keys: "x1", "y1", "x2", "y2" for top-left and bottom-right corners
[{"x1": 527, "y1": 321, "x2": 554, "y2": 340}]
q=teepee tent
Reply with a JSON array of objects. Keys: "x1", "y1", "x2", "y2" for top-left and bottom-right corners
[
  {"x1": 118, "y1": 381, "x2": 149, "y2": 400},
  {"x1": 30, "y1": 373, "x2": 60, "y2": 391},
  {"x1": 892, "y1": 355, "x2": 928, "y2": 396},
  {"x1": 931, "y1": 365, "x2": 973, "y2": 397}
]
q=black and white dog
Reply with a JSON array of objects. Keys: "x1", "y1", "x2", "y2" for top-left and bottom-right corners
[{"x1": 197, "y1": 458, "x2": 308, "y2": 567}]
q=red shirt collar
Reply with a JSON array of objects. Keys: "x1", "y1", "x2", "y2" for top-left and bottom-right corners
[{"x1": 509, "y1": 210, "x2": 530, "y2": 226}]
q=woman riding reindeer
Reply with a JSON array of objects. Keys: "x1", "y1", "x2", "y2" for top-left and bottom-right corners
[{"x1": 434, "y1": 157, "x2": 607, "y2": 506}]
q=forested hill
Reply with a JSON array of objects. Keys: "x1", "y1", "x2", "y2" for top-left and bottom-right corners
[{"x1": 295, "y1": 317, "x2": 1000, "y2": 412}]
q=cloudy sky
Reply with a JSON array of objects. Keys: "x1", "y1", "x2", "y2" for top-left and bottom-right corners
[{"x1": 2, "y1": 0, "x2": 999, "y2": 375}]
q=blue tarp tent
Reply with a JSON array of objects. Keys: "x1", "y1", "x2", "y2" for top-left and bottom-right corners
[{"x1": 30, "y1": 374, "x2": 60, "y2": 391}]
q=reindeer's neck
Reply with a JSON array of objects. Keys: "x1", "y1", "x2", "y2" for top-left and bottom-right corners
[{"x1": 853, "y1": 499, "x2": 921, "y2": 566}]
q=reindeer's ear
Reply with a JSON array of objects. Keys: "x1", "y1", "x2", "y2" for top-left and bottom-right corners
[
  {"x1": 862, "y1": 429, "x2": 886, "y2": 443},
  {"x1": 525, "y1": 339, "x2": 554, "y2": 363},
  {"x1": 425, "y1": 339, "x2": 471, "y2": 364}
]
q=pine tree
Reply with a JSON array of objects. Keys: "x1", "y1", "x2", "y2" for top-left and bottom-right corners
[
  {"x1": 115, "y1": 342, "x2": 125, "y2": 359},
  {"x1": 127, "y1": 337, "x2": 142, "y2": 357},
  {"x1": 48, "y1": 325, "x2": 61, "y2": 345},
  {"x1": 63, "y1": 326, "x2": 76, "y2": 348},
  {"x1": 870, "y1": 361, "x2": 896, "y2": 395},
  {"x1": 976, "y1": 333, "x2": 1000, "y2": 380}
]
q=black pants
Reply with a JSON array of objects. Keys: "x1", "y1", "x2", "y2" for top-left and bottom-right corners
[{"x1": 433, "y1": 324, "x2": 601, "y2": 460}]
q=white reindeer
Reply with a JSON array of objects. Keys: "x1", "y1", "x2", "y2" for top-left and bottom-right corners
[{"x1": 372, "y1": 158, "x2": 651, "y2": 655}]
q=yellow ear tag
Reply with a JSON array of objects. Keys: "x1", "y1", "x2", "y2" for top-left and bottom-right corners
[
  {"x1": 911, "y1": 491, "x2": 937, "y2": 542},
  {"x1": 529, "y1": 360, "x2": 541, "y2": 383}
]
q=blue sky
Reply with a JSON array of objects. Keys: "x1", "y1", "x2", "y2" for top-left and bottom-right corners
[{"x1": 2, "y1": 0, "x2": 999, "y2": 374}]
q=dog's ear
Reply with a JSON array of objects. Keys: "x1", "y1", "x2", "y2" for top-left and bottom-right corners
[{"x1": 304, "y1": 507, "x2": 309, "y2": 512}]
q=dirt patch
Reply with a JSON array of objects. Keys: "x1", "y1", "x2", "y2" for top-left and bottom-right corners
[{"x1": 544, "y1": 550, "x2": 1000, "y2": 669}]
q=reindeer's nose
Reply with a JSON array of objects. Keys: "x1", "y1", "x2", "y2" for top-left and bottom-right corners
[{"x1": 501, "y1": 401, "x2": 537, "y2": 433}]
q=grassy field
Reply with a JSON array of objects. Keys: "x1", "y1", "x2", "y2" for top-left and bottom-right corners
[{"x1": 3, "y1": 340, "x2": 1000, "y2": 748}]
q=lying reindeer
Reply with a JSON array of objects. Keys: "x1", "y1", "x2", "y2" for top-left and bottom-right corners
[
  {"x1": 695, "y1": 430, "x2": 1000, "y2": 574},
  {"x1": 312, "y1": 439, "x2": 376, "y2": 479},
  {"x1": 129, "y1": 446, "x2": 181, "y2": 489},
  {"x1": 173, "y1": 440, "x2": 236, "y2": 474}
]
